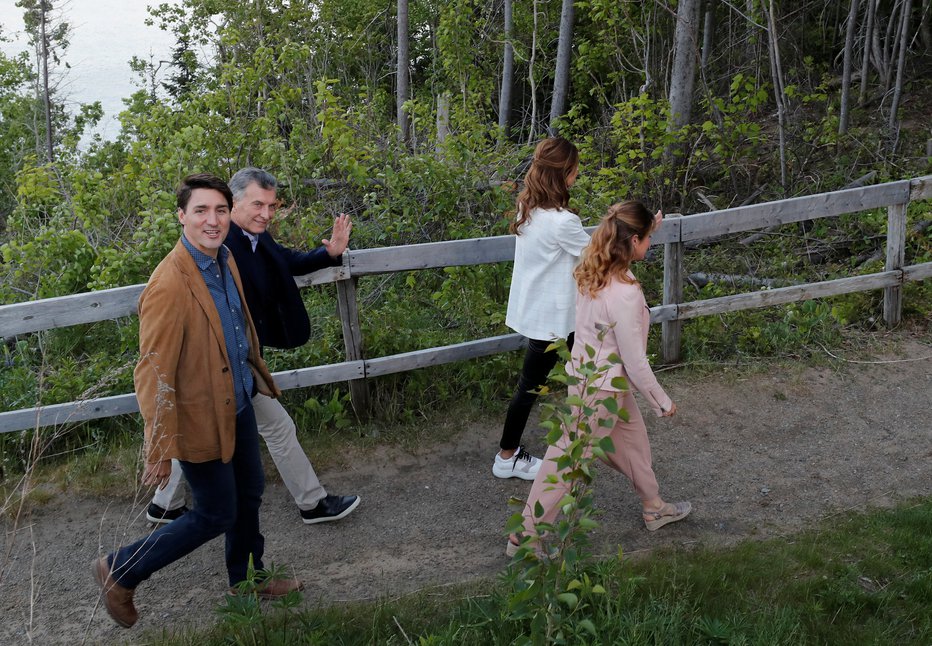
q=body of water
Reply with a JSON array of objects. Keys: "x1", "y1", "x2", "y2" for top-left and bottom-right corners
[{"x1": 0, "y1": 0, "x2": 180, "y2": 141}]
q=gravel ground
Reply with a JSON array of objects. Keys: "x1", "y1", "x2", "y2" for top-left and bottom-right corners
[{"x1": 1, "y1": 330, "x2": 929, "y2": 645}]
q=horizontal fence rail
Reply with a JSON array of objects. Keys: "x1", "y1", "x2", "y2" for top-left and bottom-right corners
[{"x1": 1, "y1": 175, "x2": 930, "y2": 434}]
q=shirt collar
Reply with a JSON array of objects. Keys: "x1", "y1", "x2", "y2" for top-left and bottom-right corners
[
  {"x1": 181, "y1": 234, "x2": 228, "y2": 270},
  {"x1": 240, "y1": 227, "x2": 259, "y2": 252}
]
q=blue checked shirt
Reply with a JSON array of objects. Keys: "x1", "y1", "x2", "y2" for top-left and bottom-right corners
[{"x1": 181, "y1": 235, "x2": 255, "y2": 412}]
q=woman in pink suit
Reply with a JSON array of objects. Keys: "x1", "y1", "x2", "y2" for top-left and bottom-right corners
[{"x1": 508, "y1": 201, "x2": 690, "y2": 555}]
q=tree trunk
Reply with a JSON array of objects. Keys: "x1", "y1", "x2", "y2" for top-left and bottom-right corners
[
  {"x1": 921, "y1": 0, "x2": 932, "y2": 51},
  {"x1": 668, "y1": 0, "x2": 701, "y2": 132},
  {"x1": 859, "y1": 0, "x2": 877, "y2": 105},
  {"x1": 436, "y1": 92, "x2": 450, "y2": 154},
  {"x1": 527, "y1": 0, "x2": 539, "y2": 144},
  {"x1": 765, "y1": 0, "x2": 788, "y2": 193},
  {"x1": 880, "y1": 0, "x2": 901, "y2": 92},
  {"x1": 700, "y1": 3, "x2": 715, "y2": 74},
  {"x1": 839, "y1": 0, "x2": 860, "y2": 134},
  {"x1": 548, "y1": 0, "x2": 575, "y2": 135},
  {"x1": 39, "y1": 0, "x2": 54, "y2": 163},
  {"x1": 888, "y1": 0, "x2": 913, "y2": 142},
  {"x1": 396, "y1": 0, "x2": 410, "y2": 143},
  {"x1": 498, "y1": 0, "x2": 514, "y2": 140}
]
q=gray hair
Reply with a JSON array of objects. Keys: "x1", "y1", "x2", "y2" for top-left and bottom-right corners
[{"x1": 229, "y1": 167, "x2": 278, "y2": 201}]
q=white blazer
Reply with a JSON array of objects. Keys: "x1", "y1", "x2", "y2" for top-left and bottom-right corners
[
  {"x1": 569, "y1": 271, "x2": 673, "y2": 417},
  {"x1": 505, "y1": 207, "x2": 590, "y2": 340}
]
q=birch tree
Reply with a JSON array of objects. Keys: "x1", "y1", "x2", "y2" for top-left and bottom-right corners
[
  {"x1": 668, "y1": 0, "x2": 700, "y2": 132},
  {"x1": 548, "y1": 0, "x2": 574, "y2": 135},
  {"x1": 498, "y1": 0, "x2": 514, "y2": 140},
  {"x1": 839, "y1": 0, "x2": 860, "y2": 134},
  {"x1": 888, "y1": 0, "x2": 913, "y2": 141},
  {"x1": 765, "y1": 0, "x2": 788, "y2": 192},
  {"x1": 396, "y1": 0, "x2": 410, "y2": 142},
  {"x1": 17, "y1": 0, "x2": 69, "y2": 163},
  {"x1": 859, "y1": 0, "x2": 877, "y2": 105}
]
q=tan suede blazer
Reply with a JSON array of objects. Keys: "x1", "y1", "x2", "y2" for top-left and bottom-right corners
[{"x1": 133, "y1": 239, "x2": 280, "y2": 464}]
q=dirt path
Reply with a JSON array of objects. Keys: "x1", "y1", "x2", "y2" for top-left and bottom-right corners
[{"x1": 2, "y1": 331, "x2": 930, "y2": 644}]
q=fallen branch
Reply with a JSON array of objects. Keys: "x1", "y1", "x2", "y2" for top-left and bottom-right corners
[{"x1": 686, "y1": 272, "x2": 795, "y2": 289}]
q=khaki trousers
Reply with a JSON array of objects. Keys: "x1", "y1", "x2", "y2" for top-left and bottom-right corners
[
  {"x1": 520, "y1": 387, "x2": 660, "y2": 536},
  {"x1": 153, "y1": 392, "x2": 327, "y2": 511}
]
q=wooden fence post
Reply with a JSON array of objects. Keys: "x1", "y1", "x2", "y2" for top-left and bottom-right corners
[
  {"x1": 883, "y1": 201, "x2": 908, "y2": 328},
  {"x1": 335, "y1": 254, "x2": 370, "y2": 420},
  {"x1": 662, "y1": 214, "x2": 683, "y2": 363}
]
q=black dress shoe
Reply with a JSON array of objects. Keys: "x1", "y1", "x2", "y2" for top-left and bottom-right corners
[{"x1": 299, "y1": 494, "x2": 360, "y2": 525}]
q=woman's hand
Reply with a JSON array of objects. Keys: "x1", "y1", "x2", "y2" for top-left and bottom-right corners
[
  {"x1": 654, "y1": 210, "x2": 664, "y2": 226},
  {"x1": 661, "y1": 401, "x2": 677, "y2": 417}
]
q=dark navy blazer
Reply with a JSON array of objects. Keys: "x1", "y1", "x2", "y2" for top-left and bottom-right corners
[{"x1": 224, "y1": 222, "x2": 341, "y2": 350}]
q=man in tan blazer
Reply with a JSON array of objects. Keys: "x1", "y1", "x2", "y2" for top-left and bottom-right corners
[{"x1": 92, "y1": 174, "x2": 301, "y2": 628}]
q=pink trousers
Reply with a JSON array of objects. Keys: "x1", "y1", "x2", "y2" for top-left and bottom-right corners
[{"x1": 520, "y1": 387, "x2": 660, "y2": 535}]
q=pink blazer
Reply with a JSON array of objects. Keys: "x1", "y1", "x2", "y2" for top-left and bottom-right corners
[{"x1": 568, "y1": 271, "x2": 673, "y2": 417}]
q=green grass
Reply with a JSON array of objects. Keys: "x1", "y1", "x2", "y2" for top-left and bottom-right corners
[{"x1": 152, "y1": 499, "x2": 932, "y2": 645}]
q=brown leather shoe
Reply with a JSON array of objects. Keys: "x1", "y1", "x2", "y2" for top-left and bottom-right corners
[
  {"x1": 257, "y1": 576, "x2": 304, "y2": 599},
  {"x1": 92, "y1": 556, "x2": 138, "y2": 628},
  {"x1": 229, "y1": 576, "x2": 304, "y2": 599}
]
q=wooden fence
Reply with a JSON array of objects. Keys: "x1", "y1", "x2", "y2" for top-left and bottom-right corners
[{"x1": 1, "y1": 175, "x2": 930, "y2": 434}]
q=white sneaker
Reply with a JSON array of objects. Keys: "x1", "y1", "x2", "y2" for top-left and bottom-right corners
[{"x1": 492, "y1": 446, "x2": 541, "y2": 480}]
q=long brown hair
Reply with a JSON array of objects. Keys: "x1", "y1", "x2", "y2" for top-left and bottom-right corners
[
  {"x1": 574, "y1": 201, "x2": 656, "y2": 296},
  {"x1": 510, "y1": 137, "x2": 579, "y2": 235}
]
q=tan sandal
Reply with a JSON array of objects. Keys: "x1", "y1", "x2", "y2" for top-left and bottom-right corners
[
  {"x1": 505, "y1": 533, "x2": 550, "y2": 558},
  {"x1": 643, "y1": 501, "x2": 692, "y2": 531}
]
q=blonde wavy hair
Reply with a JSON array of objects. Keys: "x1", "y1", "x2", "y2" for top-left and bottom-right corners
[
  {"x1": 510, "y1": 137, "x2": 579, "y2": 235},
  {"x1": 574, "y1": 201, "x2": 656, "y2": 296}
]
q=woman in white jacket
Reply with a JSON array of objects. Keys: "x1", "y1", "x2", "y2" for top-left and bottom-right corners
[
  {"x1": 494, "y1": 137, "x2": 591, "y2": 480},
  {"x1": 508, "y1": 201, "x2": 690, "y2": 554}
]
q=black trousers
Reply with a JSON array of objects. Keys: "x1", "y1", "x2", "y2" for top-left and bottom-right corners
[{"x1": 499, "y1": 332, "x2": 575, "y2": 451}]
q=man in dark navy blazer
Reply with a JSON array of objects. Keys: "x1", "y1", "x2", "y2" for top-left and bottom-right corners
[{"x1": 148, "y1": 167, "x2": 360, "y2": 525}]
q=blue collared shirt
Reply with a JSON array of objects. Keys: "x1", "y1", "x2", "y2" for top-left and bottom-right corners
[{"x1": 181, "y1": 235, "x2": 254, "y2": 412}]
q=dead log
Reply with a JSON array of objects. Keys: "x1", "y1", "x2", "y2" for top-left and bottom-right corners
[{"x1": 687, "y1": 272, "x2": 795, "y2": 290}]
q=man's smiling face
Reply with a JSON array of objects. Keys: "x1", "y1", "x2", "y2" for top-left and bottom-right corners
[{"x1": 178, "y1": 188, "x2": 231, "y2": 257}]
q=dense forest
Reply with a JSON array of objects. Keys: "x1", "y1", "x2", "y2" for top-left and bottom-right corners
[{"x1": 1, "y1": 0, "x2": 931, "y2": 467}]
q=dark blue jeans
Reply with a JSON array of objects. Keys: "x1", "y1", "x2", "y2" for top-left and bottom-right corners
[
  {"x1": 108, "y1": 404, "x2": 265, "y2": 588},
  {"x1": 499, "y1": 333, "x2": 575, "y2": 451}
]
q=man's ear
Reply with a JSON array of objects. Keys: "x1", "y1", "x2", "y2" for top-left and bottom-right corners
[{"x1": 177, "y1": 208, "x2": 185, "y2": 225}]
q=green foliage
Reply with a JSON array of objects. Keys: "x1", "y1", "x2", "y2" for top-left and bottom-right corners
[
  {"x1": 218, "y1": 557, "x2": 304, "y2": 632},
  {"x1": 501, "y1": 335, "x2": 622, "y2": 643},
  {"x1": 1, "y1": 223, "x2": 96, "y2": 300},
  {"x1": 302, "y1": 389, "x2": 353, "y2": 434},
  {"x1": 155, "y1": 500, "x2": 932, "y2": 644}
]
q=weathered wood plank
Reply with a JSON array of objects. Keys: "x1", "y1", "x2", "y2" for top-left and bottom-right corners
[
  {"x1": 0, "y1": 394, "x2": 140, "y2": 434},
  {"x1": 294, "y1": 265, "x2": 348, "y2": 288},
  {"x1": 270, "y1": 361, "x2": 366, "y2": 390},
  {"x1": 0, "y1": 264, "x2": 345, "y2": 337},
  {"x1": 884, "y1": 202, "x2": 908, "y2": 327},
  {"x1": 676, "y1": 271, "x2": 902, "y2": 320},
  {"x1": 365, "y1": 334, "x2": 525, "y2": 377},
  {"x1": 648, "y1": 304, "x2": 678, "y2": 324},
  {"x1": 349, "y1": 236, "x2": 517, "y2": 275},
  {"x1": 903, "y1": 261, "x2": 932, "y2": 282},
  {"x1": 336, "y1": 276, "x2": 370, "y2": 419},
  {"x1": 0, "y1": 285, "x2": 143, "y2": 337},
  {"x1": 661, "y1": 215, "x2": 684, "y2": 363},
  {"x1": 0, "y1": 362, "x2": 367, "y2": 434},
  {"x1": 679, "y1": 180, "x2": 912, "y2": 242},
  {"x1": 910, "y1": 175, "x2": 932, "y2": 200}
]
